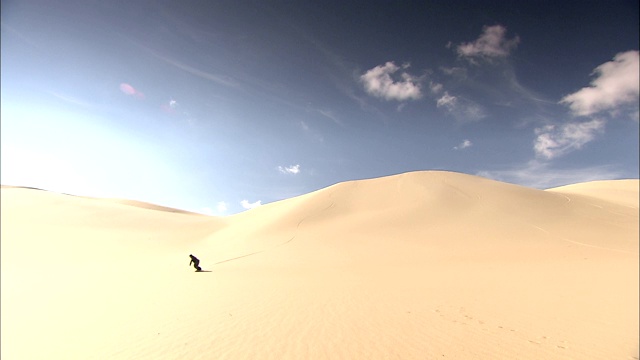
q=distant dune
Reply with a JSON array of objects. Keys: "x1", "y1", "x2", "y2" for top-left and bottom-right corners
[
  {"x1": 2, "y1": 171, "x2": 638, "y2": 359},
  {"x1": 547, "y1": 179, "x2": 640, "y2": 208}
]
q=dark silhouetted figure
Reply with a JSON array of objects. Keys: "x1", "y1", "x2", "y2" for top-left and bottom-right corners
[{"x1": 189, "y1": 254, "x2": 202, "y2": 272}]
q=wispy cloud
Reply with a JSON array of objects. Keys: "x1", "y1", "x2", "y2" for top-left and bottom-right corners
[
  {"x1": 440, "y1": 66, "x2": 468, "y2": 79},
  {"x1": 457, "y1": 25, "x2": 520, "y2": 61},
  {"x1": 445, "y1": 28, "x2": 551, "y2": 116},
  {"x1": 299, "y1": 121, "x2": 325, "y2": 142},
  {"x1": 278, "y1": 164, "x2": 301, "y2": 174},
  {"x1": 501, "y1": 67, "x2": 556, "y2": 106},
  {"x1": 533, "y1": 119, "x2": 605, "y2": 159},
  {"x1": 163, "y1": 57, "x2": 239, "y2": 88},
  {"x1": 561, "y1": 50, "x2": 639, "y2": 117},
  {"x1": 315, "y1": 109, "x2": 343, "y2": 126},
  {"x1": 241, "y1": 199, "x2": 262, "y2": 209},
  {"x1": 454, "y1": 139, "x2": 473, "y2": 150},
  {"x1": 478, "y1": 160, "x2": 623, "y2": 189},
  {"x1": 48, "y1": 92, "x2": 94, "y2": 108},
  {"x1": 436, "y1": 92, "x2": 486, "y2": 122},
  {"x1": 360, "y1": 62, "x2": 422, "y2": 101},
  {"x1": 1, "y1": 22, "x2": 39, "y2": 48},
  {"x1": 141, "y1": 45, "x2": 240, "y2": 89}
]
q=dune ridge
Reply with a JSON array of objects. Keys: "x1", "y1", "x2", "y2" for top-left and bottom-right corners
[
  {"x1": 2, "y1": 185, "x2": 203, "y2": 214},
  {"x1": 1, "y1": 171, "x2": 638, "y2": 359}
]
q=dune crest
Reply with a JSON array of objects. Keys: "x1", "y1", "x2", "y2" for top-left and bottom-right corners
[{"x1": 2, "y1": 171, "x2": 638, "y2": 360}]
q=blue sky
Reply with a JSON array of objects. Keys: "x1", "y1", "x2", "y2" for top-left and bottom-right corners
[{"x1": 2, "y1": 0, "x2": 638, "y2": 215}]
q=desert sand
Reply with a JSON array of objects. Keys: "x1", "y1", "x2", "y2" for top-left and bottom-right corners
[{"x1": 1, "y1": 171, "x2": 638, "y2": 359}]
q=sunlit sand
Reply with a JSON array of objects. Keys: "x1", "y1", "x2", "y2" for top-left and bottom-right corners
[{"x1": 2, "y1": 171, "x2": 638, "y2": 359}]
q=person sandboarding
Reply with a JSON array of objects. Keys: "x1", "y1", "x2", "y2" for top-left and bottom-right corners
[{"x1": 189, "y1": 254, "x2": 202, "y2": 272}]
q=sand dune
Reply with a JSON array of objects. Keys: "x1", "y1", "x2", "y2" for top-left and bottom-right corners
[{"x1": 1, "y1": 171, "x2": 638, "y2": 359}]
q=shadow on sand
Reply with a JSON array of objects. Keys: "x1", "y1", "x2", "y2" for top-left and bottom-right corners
[{"x1": 195, "y1": 270, "x2": 212, "y2": 273}]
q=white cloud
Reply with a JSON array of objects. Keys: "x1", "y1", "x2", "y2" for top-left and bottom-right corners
[
  {"x1": 454, "y1": 139, "x2": 473, "y2": 150},
  {"x1": 241, "y1": 199, "x2": 262, "y2": 209},
  {"x1": 200, "y1": 207, "x2": 214, "y2": 215},
  {"x1": 560, "y1": 50, "x2": 640, "y2": 117},
  {"x1": 217, "y1": 201, "x2": 228, "y2": 213},
  {"x1": 440, "y1": 66, "x2": 467, "y2": 78},
  {"x1": 360, "y1": 62, "x2": 422, "y2": 101},
  {"x1": 533, "y1": 119, "x2": 605, "y2": 159},
  {"x1": 278, "y1": 164, "x2": 300, "y2": 174},
  {"x1": 478, "y1": 160, "x2": 623, "y2": 189},
  {"x1": 457, "y1": 25, "x2": 520, "y2": 60},
  {"x1": 436, "y1": 92, "x2": 457, "y2": 108},
  {"x1": 436, "y1": 92, "x2": 486, "y2": 122},
  {"x1": 197, "y1": 203, "x2": 228, "y2": 216},
  {"x1": 429, "y1": 81, "x2": 443, "y2": 94}
]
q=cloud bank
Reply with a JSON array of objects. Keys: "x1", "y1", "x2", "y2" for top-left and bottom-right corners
[
  {"x1": 561, "y1": 50, "x2": 639, "y2": 117},
  {"x1": 360, "y1": 62, "x2": 422, "y2": 101}
]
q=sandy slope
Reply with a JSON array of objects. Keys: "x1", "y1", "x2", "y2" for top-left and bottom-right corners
[{"x1": 1, "y1": 171, "x2": 638, "y2": 360}]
